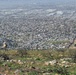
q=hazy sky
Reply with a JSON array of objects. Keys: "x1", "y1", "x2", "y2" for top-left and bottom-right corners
[{"x1": 0, "y1": 0, "x2": 75, "y2": 9}]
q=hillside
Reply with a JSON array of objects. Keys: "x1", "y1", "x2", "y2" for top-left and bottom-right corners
[{"x1": 0, "y1": 49, "x2": 76, "y2": 75}]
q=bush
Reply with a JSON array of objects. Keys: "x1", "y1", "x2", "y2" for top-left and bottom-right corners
[
  {"x1": 0, "y1": 53, "x2": 10, "y2": 60},
  {"x1": 72, "y1": 51, "x2": 76, "y2": 63},
  {"x1": 28, "y1": 71, "x2": 39, "y2": 75},
  {"x1": 36, "y1": 57, "x2": 41, "y2": 61},
  {"x1": 55, "y1": 66, "x2": 69, "y2": 75},
  {"x1": 17, "y1": 49, "x2": 27, "y2": 57},
  {"x1": 46, "y1": 65, "x2": 69, "y2": 75},
  {"x1": 68, "y1": 49, "x2": 76, "y2": 63}
]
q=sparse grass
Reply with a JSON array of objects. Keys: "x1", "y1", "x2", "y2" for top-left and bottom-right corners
[
  {"x1": 28, "y1": 71, "x2": 39, "y2": 75},
  {"x1": 0, "y1": 49, "x2": 76, "y2": 75}
]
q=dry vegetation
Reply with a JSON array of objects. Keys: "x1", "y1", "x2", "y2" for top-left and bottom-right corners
[{"x1": 0, "y1": 49, "x2": 76, "y2": 75}]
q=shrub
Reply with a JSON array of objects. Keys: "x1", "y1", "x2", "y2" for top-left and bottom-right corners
[
  {"x1": 0, "y1": 53, "x2": 10, "y2": 60},
  {"x1": 46, "y1": 65, "x2": 69, "y2": 75},
  {"x1": 72, "y1": 50, "x2": 76, "y2": 63},
  {"x1": 74, "y1": 44, "x2": 76, "y2": 47},
  {"x1": 68, "y1": 49, "x2": 76, "y2": 63},
  {"x1": 17, "y1": 49, "x2": 27, "y2": 57},
  {"x1": 36, "y1": 57, "x2": 41, "y2": 61},
  {"x1": 28, "y1": 71, "x2": 39, "y2": 75},
  {"x1": 55, "y1": 66, "x2": 69, "y2": 75}
]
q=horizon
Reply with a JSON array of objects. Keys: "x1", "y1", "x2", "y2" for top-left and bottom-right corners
[{"x1": 0, "y1": 0, "x2": 76, "y2": 9}]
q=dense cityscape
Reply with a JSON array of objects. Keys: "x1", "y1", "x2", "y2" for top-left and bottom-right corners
[{"x1": 0, "y1": 0, "x2": 76, "y2": 49}]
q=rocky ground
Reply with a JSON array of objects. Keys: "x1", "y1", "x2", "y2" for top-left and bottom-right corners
[{"x1": 0, "y1": 49, "x2": 76, "y2": 75}]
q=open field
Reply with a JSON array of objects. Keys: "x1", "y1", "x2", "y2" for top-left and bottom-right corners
[{"x1": 0, "y1": 49, "x2": 76, "y2": 75}]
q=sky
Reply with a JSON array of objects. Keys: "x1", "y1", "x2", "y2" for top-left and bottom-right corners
[{"x1": 0, "y1": 0, "x2": 75, "y2": 9}]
